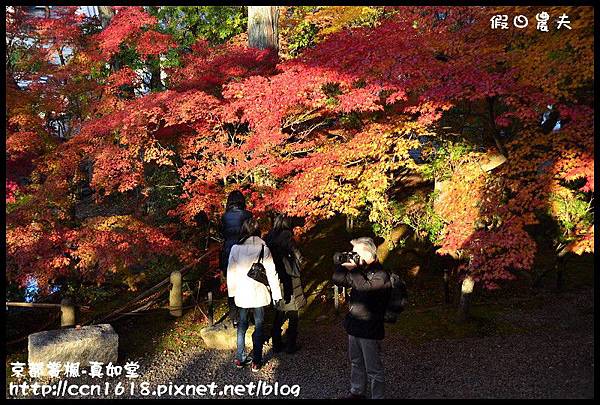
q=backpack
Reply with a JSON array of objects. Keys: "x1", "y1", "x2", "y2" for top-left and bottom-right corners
[{"x1": 384, "y1": 272, "x2": 408, "y2": 323}]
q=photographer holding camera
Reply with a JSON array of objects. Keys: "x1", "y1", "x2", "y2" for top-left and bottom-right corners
[{"x1": 332, "y1": 237, "x2": 391, "y2": 400}]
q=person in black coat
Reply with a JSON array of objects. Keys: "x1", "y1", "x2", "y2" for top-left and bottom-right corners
[
  {"x1": 265, "y1": 214, "x2": 306, "y2": 354},
  {"x1": 332, "y1": 237, "x2": 391, "y2": 399},
  {"x1": 220, "y1": 190, "x2": 252, "y2": 326}
]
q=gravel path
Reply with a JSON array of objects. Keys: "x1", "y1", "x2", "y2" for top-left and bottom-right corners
[{"x1": 8, "y1": 288, "x2": 593, "y2": 399}]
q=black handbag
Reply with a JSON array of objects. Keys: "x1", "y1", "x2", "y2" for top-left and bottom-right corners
[{"x1": 247, "y1": 245, "x2": 270, "y2": 287}]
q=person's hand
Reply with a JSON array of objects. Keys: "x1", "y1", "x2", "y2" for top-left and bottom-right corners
[
  {"x1": 273, "y1": 299, "x2": 282, "y2": 308},
  {"x1": 341, "y1": 259, "x2": 357, "y2": 270}
]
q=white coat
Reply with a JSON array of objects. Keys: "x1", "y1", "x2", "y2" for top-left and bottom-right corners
[{"x1": 227, "y1": 236, "x2": 282, "y2": 308}]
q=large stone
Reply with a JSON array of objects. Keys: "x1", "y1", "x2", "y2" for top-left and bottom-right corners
[
  {"x1": 28, "y1": 324, "x2": 118, "y2": 375},
  {"x1": 480, "y1": 153, "x2": 507, "y2": 172},
  {"x1": 199, "y1": 322, "x2": 254, "y2": 350}
]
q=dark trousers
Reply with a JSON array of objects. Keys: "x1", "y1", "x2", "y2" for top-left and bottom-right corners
[
  {"x1": 237, "y1": 307, "x2": 265, "y2": 364},
  {"x1": 271, "y1": 309, "x2": 299, "y2": 349},
  {"x1": 348, "y1": 335, "x2": 384, "y2": 399}
]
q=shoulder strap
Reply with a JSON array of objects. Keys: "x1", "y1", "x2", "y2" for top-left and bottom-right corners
[{"x1": 258, "y1": 244, "x2": 265, "y2": 263}]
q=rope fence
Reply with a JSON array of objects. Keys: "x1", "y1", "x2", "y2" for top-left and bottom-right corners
[
  {"x1": 5, "y1": 252, "x2": 211, "y2": 344},
  {"x1": 5, "y1": 246, "x2": 452, "y2": 344}
]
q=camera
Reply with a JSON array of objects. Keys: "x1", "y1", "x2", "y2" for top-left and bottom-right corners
[{"x1": 333, "y1": 251, "x2": 361, "y2": 265}]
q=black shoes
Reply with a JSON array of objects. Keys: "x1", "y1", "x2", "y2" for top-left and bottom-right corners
[
  {"x1": 272, "y1": 340, "x2": 300, "y2": 354},
  {"x1": 339, "y1": 393, "x2": 366, "y2": 399}
]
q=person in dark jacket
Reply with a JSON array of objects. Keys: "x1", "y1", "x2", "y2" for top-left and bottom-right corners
[
  {"x1": 332, "y1": 237, "x2": 391, "y2": 400},
  {"x1": 220, "y1": 190, "x2": 252, "y2": 326},
  {"x1": 265, "y1": 214, "x2": 306, "y2": 354}
]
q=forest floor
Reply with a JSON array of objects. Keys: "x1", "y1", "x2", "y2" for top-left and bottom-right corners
[
  {"x1": 6, "y1": 260, "x2": 594, "y2": 399},
  {"x1": 5, "y1": 218, "x2": 595, "y2": 399},
  {"x1": 5, "y1": 284, "x2": 594, "y2": 399}
]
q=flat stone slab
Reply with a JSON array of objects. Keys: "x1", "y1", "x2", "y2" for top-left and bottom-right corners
[
  {"x1": 28, "y1": 324, "x2": 118, "y2": 375},
  {"x1": 200, "y1": 322, "x2": 254, "y2": 350}
]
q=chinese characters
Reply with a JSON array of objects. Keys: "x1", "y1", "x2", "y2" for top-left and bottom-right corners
[
  {"x1": 491, "y1": 12, "x2": 571, "y2": 30},
  {"x1": 10, "y1": 361, "x2": 141, "y2": 379}
]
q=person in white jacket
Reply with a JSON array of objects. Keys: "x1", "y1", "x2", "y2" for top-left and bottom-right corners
[{"x1": 227, "y1": 218, "x2": 282, "y2": 371}]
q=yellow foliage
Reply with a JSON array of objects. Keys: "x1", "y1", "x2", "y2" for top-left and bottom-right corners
[{"x1": 278, "y1": 6, "x2": 386, "y2": 59}]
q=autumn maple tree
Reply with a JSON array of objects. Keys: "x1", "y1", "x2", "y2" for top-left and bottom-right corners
[{"x1": 5, "y1": 6, "x2": 593, "y2": 304}]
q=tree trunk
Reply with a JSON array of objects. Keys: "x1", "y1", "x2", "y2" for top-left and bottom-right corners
[
  {"x1": 98, "y1": 6, "x2": 115, "y2": 29},
  {"x1": 345, "y1": 215, "x2": 354, "y2": 232},
  {"x1": 555, "y1": 243, "x2": 570, "y2": 291},
  {"x1": 376, "y1": 224, "x2": 409, "y2": 263},
  {"x1": 533, "y1": 243, "x2": 570, "y2": 289},
  {"x1": 98, "y1": 6, "x2": 122, "y2": 76},
  {"x1": 556, "y1": 258, "x2": 565, "y2": 290},
  {"x1": 248, "y1": 6, "x2": 279, "y2": 51},
  {"x1": 147, "y1": 56, "x2": 164, "y2": 91},
  {"x1": 487, "y1": 96, "x2": 508, "y2": 157},
  {"x1": 443, "y1": 268, "x2": 451, "y2": 304},
  {"x1": 457, "y1": 275, "x2": 474, "y2": 322},
  {"x1": 145, "y1": 6, "x2": 163, "y2": 92}
]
